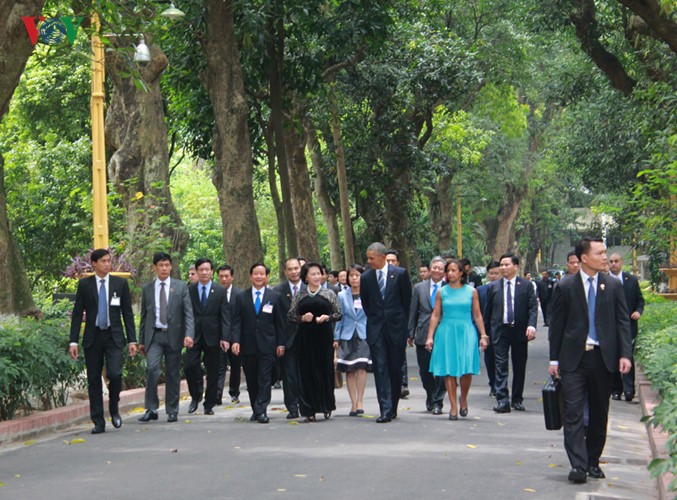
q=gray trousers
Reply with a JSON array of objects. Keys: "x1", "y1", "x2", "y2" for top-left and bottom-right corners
[{"x1": 145, "y1": 333, "x2": 182, "y2": 415}]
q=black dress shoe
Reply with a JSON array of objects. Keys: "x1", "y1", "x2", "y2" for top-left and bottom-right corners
[
  {"x1": 349, "y1": 411, "x2": 358, "y2": 417},
  {"x1": 493, "y1": 403, "x2": 511, "y2": 413},
  {"x1": 204, "y1": 408, "x2": 214, "y2": 415},
  {"x1": 568, "y1": 467, "x2": 588, "y2": 483},
  {"x1": 356, "y1": 409, "x2": 364, "y2": 414},
  {"x1": 91, "y1": 425, "x2": 105, "y2": 434},
  {"x1": 588, "y1": 466, "x2": 605, "y2": 479},
  {"x1": 375, "y1": 415, "x2": 392, "y2": 423},
  {"x1": 111, "y1": 413, "x2": 122, "y2": 429},
  {"x1": 611, "y1": 392, "x2": 621, "y2": 401},
  {"x1": 432, "y1": 405, "x2": 443, "y2": 415},
  {"x1": 167, "y1": 413, "x2": 178, "y2": 423},
  {"x1": 426, "y1": 403, "x2": 433, "y2": 412},
  {"x1": 624, "y1": 392, "x2": 635, "y2": 402},
  {"x1": 249, "y1": 414, "x2": 258, "y2": 421},
  {"x1": 231, "y1": 396, "x2": 240, "y2": 404},
  {"x1": 257, "y1": 414, "x2": 269, "y2": 424},
  {"x1": 511, "y1": 401, "x2": 525, "y2": 411},
  {"x1": 448, "y1": 412, "x2": 458, "y2": 421},
  {"x1": 216, "y1": 399, "x2": 223, "y2": 406},
  {"x1": 400, "y1": 387, "x2": 410, "y2": 399},
  {"x1": 188, "y1": 400, "x2": 200, "y2": 414},
  {"x1": 489, "y1": 389, "x2": 496, "y2": 398},
  {"x1": 138, "y1": 410, "x2": 158, "y2": 422},
  {"x1": 286, "y1": 410, "x2": 299, "y2": 419}
]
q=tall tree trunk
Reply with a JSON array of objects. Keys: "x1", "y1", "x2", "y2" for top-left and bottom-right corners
[
  {"x1": 306, "y1": 121, "x2": 342, "y2": 270},
  {"x1": 266, "y1": 119, "x2": 286, "y2": 280},
  {"x1": 200, "y1": 0, "x2": 262, "y2": 288},
  {"x1": 0, "y1": 1, "x2": 44, "y2": 314},
  {"x1": 428, "y1": 174, "x2": 455, "y2": 252},
  {"x1": 285, "y1": 103, "x2": 319, "y2": 261},
  {"x1": 618, "y1": 0, "x2": 677, "y2": 54},
  {"x1": 485, "y1": 190, "x2": 522, "y2": 260},
  {"x1": 327, "y1": 82, "x2": 355, "y2": 268},
  {"x1": 106, "y1": 40, "x2": 188, "y2": 284},
  {"x1": 266, "y1": 4, "x2": 297, "y2": 258}
]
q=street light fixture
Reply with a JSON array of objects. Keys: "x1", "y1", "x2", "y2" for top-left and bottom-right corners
[
  {"x1": 160, "y1": 3, "x2": 185, "y2": 20},
  {"x1": 133, "y1": 37, "x2": 151, "y2": 63}
]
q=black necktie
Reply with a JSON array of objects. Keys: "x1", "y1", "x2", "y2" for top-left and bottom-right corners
[{"x1": 201, "y1": 285, "x2": 207, "y2": 309}]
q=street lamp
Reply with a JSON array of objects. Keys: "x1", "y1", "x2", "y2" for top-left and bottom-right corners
[{"x1": 160, "y1": 3, "x2": 186, "y2": 21}]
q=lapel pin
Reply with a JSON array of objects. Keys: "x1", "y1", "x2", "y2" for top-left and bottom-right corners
[{"x1": 600, "y1": 284, "x2": 605, "y2": 291}]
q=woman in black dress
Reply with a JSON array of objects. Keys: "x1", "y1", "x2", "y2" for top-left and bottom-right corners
[{"x1": 288, "y1": 262, "x2": 342, "y2": 422}]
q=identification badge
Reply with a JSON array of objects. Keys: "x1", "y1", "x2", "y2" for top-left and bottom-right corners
[
  {"x1": 262, "y1": 303, "x2": 273, "y2": 314},
  {"x1": 110, "y1": 295, "x2": 121, "y2": 307},
  {"x1": 353, "y1": 298, "x2": 362, "y2": 309}
]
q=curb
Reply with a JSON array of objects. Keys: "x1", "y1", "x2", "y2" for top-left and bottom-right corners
[
  {"x1": 0, "y1": 381, "x2": 188, "y2": 446},
  {"x1": 637, "y1": 369, "x2": 674, "y2": 499}
]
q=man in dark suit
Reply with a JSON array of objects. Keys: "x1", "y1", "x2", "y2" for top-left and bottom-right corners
[
  {"x1": 608, "y1": 252, "x2": 644, "y2": 402},
  {"x1": 185, "y1": 258, "x2": 230, "y2": 415},
  {"x1": 69, "y1": 248, "x2": 137, "y2": 434},
  {"x1": 272, "y1": 257, "x2": 306, "y2": 419},
  {"x1": 360, "y1": 242, "x2": 412, "y2": 423},
  {"x1": 549, "y1": 237, "x2": 632, "y2": 483},
  {"x1": 536, "y1": 270, "x2": 553, "y2": 327},
  {"x1": 484, "y1": 254, "x2": 538, "y2": 413},
  {"x1": 231, "y1": 263, "x2": 286, "y2": 423},
  {"x1": 386, "y1": 248, "x2": 410, "y2": 399},
  {"x1": 216, "y1": 264, "x2": 242, "y2": 405},
  {"x1": 461, "y1": 258, "x2": 483, "y2": 288},
  {"x1": 408, "y1": 256, "x2": 446, "y2": 414},
  {"x1": 138, "y1": 252, "x2": 194, "y2": 423},
  {"x1": 476, "y1": 260, "x2": 501, "y2": 397}
]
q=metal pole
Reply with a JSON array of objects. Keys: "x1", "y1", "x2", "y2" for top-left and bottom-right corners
[{"x1": 91, "y1": 13, "x2": 109, "y2": 249}]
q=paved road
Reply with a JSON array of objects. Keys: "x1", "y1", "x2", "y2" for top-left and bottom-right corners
[{"x1": 0, "y1": 323, "x2": 657, "y2": 500}]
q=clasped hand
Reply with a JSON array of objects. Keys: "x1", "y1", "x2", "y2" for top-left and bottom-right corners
[{"x1": 302, "y1": 312, "x2": 329, "y2": 324}]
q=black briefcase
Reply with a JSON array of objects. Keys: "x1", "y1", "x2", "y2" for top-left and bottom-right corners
[{"x1": 542, "y1": 375, "x2": 563, "y2": 430}]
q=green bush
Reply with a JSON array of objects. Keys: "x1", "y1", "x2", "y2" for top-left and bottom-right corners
[
  {"x1": 0, "y1": 316, "x2": 86, "y2": 421},
  {"x1": 635, "y1": 296, "x2": 677, "y2": 492}
]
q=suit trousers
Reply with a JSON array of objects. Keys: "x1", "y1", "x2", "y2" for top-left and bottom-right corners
[
  {"x1": 184, "y1": 339, "x2": 221, "y2": 409},
  {"x1": 493, "y1": 325, "x2": 528, "y2": 405},
  {"x1": 561, "y1": 348, "x2": 612, "y2": 470},
  {"x1": 540, "y1": 300, "x2": 549, "y2": 325},
  {"x1": 369, "y1": 334, "x2": 406, "y2": 418},
  {"x1": 611, "y1": 338, "x2": 636, "y2": 396},
  {"x1": 217, "y1": 349, "x2": 242, "y2": 400},
  {"x1": 145, "y1": 332, "x2": 182, "y2": 415},
  {"x1": 415, "y1": 345, "x2": 445, "y2": 408},
  {"x1": 281, "y1": 344, "x2": 300, "y2": 412},
  {"x1": 84, "y1": 328, "x2": 123, "y2": 427},
  {"x1": 483, "y1": 343, "x2": 496, "y2": 392},
  {"x1": 241, "y1": 353, "x2": 275, "y2": 416}
]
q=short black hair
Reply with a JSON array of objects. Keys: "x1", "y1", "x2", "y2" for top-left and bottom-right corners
[
  {"x1": 386, "y1": 248, "x2": 399, "y2": 257},
  {"x1": 499, "y1": 253, "x2": 519, "y2": 266},
  {"x1": 194, "y1": 258, "x2": 213, "y2": 270},
  {"x1": 284, "y1": 257, "x2": 300, "y2": 268},
  {"x1": 486, "y1": 260, "x2": 500, "y2": 271},
  {"x1": 575, "y1": 237, "x2": 604, "y2": 262},
  {"x1": 90, "y1": 248, "x2": 110, "y2": 263},
  {"x1": 349, "y1": 263, "x2": 365, "y2": 274},
  {"x1": 301, "y1": 262, "x2": 323, "y2": 283},
  {"x1": 249, "y1": 262, "x2": 270, "y2": 275},
  {"x1": 329, "y1": 270, "x2": 339, "y2": 278},
  {"x1": 153, "y1": 252, "x2": 172, "y2": 265},
  {"x1": 217, "y1": 264, "x2": 234, "y2": 276},
  {"x1": 566, "y1": 250, "x2": 578, "y2": 261}
]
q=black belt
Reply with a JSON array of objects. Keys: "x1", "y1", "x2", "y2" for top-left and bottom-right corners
[
  {"x1": 502, "y1": 323, "x2": 516, "y2": 328},
  {"x1": 155, "y1": 327, "x2": 168, "y2": 332},
  {"x1": 584, "y1": 344, "x2": 600, "y2": 352}
]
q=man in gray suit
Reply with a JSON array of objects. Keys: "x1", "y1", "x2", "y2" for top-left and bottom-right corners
[
  {"x1": 138, "y1": 252, "x2": 194, "y2": 423},
  {"x1": 408, "y1": 256, "x2": 446, "y2": 414}
]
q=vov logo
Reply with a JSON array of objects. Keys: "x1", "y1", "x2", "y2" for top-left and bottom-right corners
[{"x1": 22, "y1": 16, "x2": 84, "y2": 45}]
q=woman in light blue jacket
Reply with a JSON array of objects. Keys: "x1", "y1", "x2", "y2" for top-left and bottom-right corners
[{"x1": 334, "y1": 264, "x2": 371, "y2": 416}]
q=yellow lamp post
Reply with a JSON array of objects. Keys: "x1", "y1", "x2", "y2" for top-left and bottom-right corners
[
  {"x1": 456, "y1": 183, "x2": 462, "y2": 259},
  {"x1": 90, "y1": 13, "x2": 108, "y2": 249}
]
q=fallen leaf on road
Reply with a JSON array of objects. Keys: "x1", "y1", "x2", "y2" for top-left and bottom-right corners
[
  {"x1": 288, "y1": 421, "x2": 298, "y2": 425},
  {"x1": 524, "y1": 488, "x2": 536, "y2": 493},
  {"x1": 184, "y1": 420, "x2": 191, "y2": 423},
  {"x1": 130, "y1": 407, "x2": 145, "y2": 414},
  {"x1": 294, "y1": 474, "x2": 306, "y2": 478},
  {"x1": 410, "y1": 377, "x2": 419, "y2": 381},
  {"x1": 68, "y1": 438, "x2": 86, "y2": 445},
  {"x1": 106, "y1": 461, "x2": 111, "y2": 464},
  {"x1": 617, "y1": 425, "x2": 629, "y2": 430},
  {"x1": 0, "y1": 482, "x2": 5, "y2": 486},
  {"x1": 466, "y1": 444, "x2": 477, "y2": 449},
  {"x1": 234, "y1": 446, "x2": 241, "y2": 449},
  {"x1": 14, "y1": 475, "x2": 20, "y2": 478},
  {"x1": 361, "y1": 414, "x2": 375, "y2": 419},
  {"x1": 319, "y1": 476, "x2": 325, "y2": 481},
  {"x1": 402, "y1": 407, "x2": 411, "y2": 410},
  {"x1": 537, "y1": 398, "x2": 543, "y2": 402},
  {"x1": 277, "y1": 489, "x2": 286, "y2": 492},
  {"x1": 516, "y1": 461, "x2": 522, "y2": 465},
  {"x1": 548, "y1": 464, "x2": 556, "y2": 468},
  {"x1": 23, "y1": 440, "x2": 35, "y2": 446},
  {"x1": 170, "y1": 449, "x2": 178, "y2": 453},
  {"x1": 497, "y1": 422, "x2": 506, "y2": 426}
]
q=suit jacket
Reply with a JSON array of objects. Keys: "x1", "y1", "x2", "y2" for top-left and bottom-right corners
[
  {"x1": 69, "y1": 274, "x2": 136, "y2": 348},
  {"x1": 231, "y1": 287, "x2": 285, "y2": 356},
  {"x1": 476, "y1": 283, "x2": 491, "y2": 320},
  {"x1": 536, "y1": 278, "x2": 553, "y2": 303},
  {"x1": 408, "y1": 279, "x2": 441, "y2": 346},
  {"x1": 335, "y1": 288, "x2": 367, "y2": 341},
  {"x1": 360, "y1": 264, "x2": 412, "y2": 345},
  {"x1": 139, "y1": 278, "x2": 194, "y2": 351},
  {"x1": 549, "y1": 272, "x2": 632, "y2": 373},
  {"x1": 467, "y1": 271, "x2": 483, "y2": 289},
  {"x1": 189, "y1": 281, "x2": 230, "y2": 347},
  {"x1": 483, "y1": 276, "x2": 538, "y2": 344},
  {"x1": 617, "y1": 272, "x2": 644, "y2": 338},
  {"x1": 272, "y1": 281, "x2": 306, "y2": 348}
]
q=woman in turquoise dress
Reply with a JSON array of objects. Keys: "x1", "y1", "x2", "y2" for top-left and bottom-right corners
[{"x1": 426, "y1": 259, "x2": 489, "y2": 420}]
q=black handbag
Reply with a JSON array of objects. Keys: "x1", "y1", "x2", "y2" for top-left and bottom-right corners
[{"x1": 542, "y1": 375, "x2": 563, "y2": 430}]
